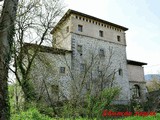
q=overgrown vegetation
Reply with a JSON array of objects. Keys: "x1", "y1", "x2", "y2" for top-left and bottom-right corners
[
  {"x1": 9, "y1": 83, "x2": 121, "y2": 119},
  {"x1": 146, "y1": 77, "x2": 160, "y2": 92},
  {"x1": 11, "y1": 108, "x2": 53, "y2": 120},
  {"x1": 2, "y1": 0, "x2": 159, "y2": 119}
]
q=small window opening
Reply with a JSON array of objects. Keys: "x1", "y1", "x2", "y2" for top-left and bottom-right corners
[
  {"x1": 66, "y1": 26, "x2": 69, "y2": 33},
  {"x1": 78, "y1": 25, "x2": 83, "y2": 32},
  {"x1": 99, "y1": 30, "x2": 103, "y2": 37},
  {"x1": 117, "y1": 35, "x2": 121, "y2": 42},
  {"x1": 80, "y1": 63, "x2": 85, "y2": 72},
  {"x1": 60, "y1": 67, "x2": 65, "y2": 73},
  {"x1": 118, "y1": 69, "x2": 123, "y2": 76},
  {"x1": 77, "y1": 45, "x2": 82, "y2": 55},
  {"x1": 99, "y1": 48, "x2": 105, "y2": 57}
]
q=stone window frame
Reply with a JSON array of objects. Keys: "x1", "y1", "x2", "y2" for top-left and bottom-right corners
[
  {"x1": 98, "y1": 70, "x2": 103, "y2": 77},
  {"x1": 66, "y1": 26, "x2": 69, "y2": 33},
  {"x1": 97, "y1": 66, "x2": 103, "y2": 77},
  {"x1": 117, "y1": 35, "x2": 121, "y2": 42},
  {"x1": 99, "y1": 48, "x2": 105, "y2": 57},
  {"x1": 51, "y1": 85, "x2": 59, "y2": 93},
  {"x1": 60, "y1": 67, "x2": 65, "y2": 73},
  {"x1": 80, "y1": 63, "x2": 86, "y2": 72},
  {"x1": 99, "y1": 30, "x2": 104, "y2": 37},
  {"x1": 77, "y1": 44, "x2": 83, "y2": 55},
  {"x1": 51, "y1": 85, "x2": 59, "y2": 100},
  {"x1": 132, "y1": 84, "x2": 141, "y2": 99},
  {"x1": 78, "y1": 24, "x2": 83, "y2": 32},
  {"x1": 118, "y1": 68, "x2": 123, "y2": 76}
]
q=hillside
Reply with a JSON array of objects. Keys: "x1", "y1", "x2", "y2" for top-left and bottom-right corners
[{"x1": 145, "y1": 74, "x2": 160, "y2": 81}]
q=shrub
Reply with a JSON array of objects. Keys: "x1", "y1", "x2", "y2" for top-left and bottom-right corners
[{"x1": 11, "y1": 108, "x2": 53, "y2": 120}]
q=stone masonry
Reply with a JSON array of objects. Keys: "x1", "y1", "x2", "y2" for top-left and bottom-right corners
[{"x1": 31, "y1": 9, "x2": 147, "y2": 104}]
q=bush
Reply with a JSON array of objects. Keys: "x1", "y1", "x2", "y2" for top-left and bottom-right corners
[{"x1": 11, "y1": 108, "x2": 53, "y2": 120}]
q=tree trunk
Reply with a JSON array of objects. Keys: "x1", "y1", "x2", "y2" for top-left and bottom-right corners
[{"x1": 0, "y1": 0, "x2": 18, "y2": 119}]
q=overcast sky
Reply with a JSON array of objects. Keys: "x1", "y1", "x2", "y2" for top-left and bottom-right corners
[{"x1": 64, "y1": 0, "x2": 160, "y2": 74}]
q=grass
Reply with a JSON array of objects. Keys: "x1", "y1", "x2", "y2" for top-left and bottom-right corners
[
  {"x1": 52, "y1": 113, "x2": 160, "y2": 120},
  {"x1": 117, "y1": 113, "x2": 160, "y2": 120}
]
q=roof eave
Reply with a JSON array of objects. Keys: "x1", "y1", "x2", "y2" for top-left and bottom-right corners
[
  {"x1": 51, "y1": 9, "x2": 128, "y2": 34},
  {"x1": 127, "y1": 60, "x2": 147, "y2": 66}
]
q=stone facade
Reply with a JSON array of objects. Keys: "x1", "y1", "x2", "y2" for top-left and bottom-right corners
[
  {"x1": 23, "y1": 43, "x2": 72, "y2": 103},
  {"x1": 127, "y1": 60, "x2": 147, "y2": 102},
  {"x1": 71, "y1": 33, "x2": 130, "y2": 103},
  {"x1": 31, "y1": 9, "x2": 147, "y2": 104}
]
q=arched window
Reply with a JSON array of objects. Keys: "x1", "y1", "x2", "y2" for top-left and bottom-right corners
[{"x1": 132, "y1": 85, "x2": 141, "y2": 98}]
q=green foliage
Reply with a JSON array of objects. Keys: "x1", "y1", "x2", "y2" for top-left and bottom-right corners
[
  {"x1": 11, "y1": 108, "x2": 53, "y2": 120},
  {"x1": 146, "y1": 78, "x2": 160, "y2": 92},
  {"x1": 36, "y1": 102, "x2": 55, "y2": 117},
  {"x1": 130, "y1": 100, "x2": 143, "y2": 113},
  {"x1": 9, "y1": 84, "x2": 16, "y2": 113},
  {"x1": 91, "y1": 87, "x2": 120, "y2": 117},
  {"x1": 9, "y1": 83, "x2": 25, "y2": 115},
  {"x1": 118, "y1": 113, "x2": 160, "y2": 120},
  {"x1": 60, "y1": 87, "x2": 120, "y2": 119}
]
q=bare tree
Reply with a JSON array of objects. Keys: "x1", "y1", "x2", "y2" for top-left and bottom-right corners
[
  {"x1": 17, "y1": 42, "x2": 121, "y2": 118},
  {"x1": 58, "y1": 47, "x2": 121, "y2": 118},
  {"x1": 0, "y1": 0, "x2": 18, "y2": 119},
  {"x1": 9, "y1": 0, "x2": 64, "y2": 104}
]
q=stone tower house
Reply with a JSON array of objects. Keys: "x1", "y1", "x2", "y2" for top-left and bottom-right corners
[
  {"x1": 50, "y1": 9, "x2": 147, "y2": 104},
  {"x1": 27, "y1": 9, "x2": 147, "y2": 104}
]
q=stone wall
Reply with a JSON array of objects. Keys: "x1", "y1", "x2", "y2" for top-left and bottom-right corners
[
  {"x1": 71, "y1": 33, "x2": 131, "y2": 103},
  {"x1": 30, "y1": 51, "x2": 72, "y2": 102},
  {"x1": 50, "y1": 11, "x2": 147, "y2": 104},
  {"x1": 127, "y1": 64, "x2": 147, "y2": 101},
  {"x1": 71, "y1": 14, "x2": 126, "y2": 46},
  {"x1": 127, "y1": 64, "x2": 145, "y2": 82}
]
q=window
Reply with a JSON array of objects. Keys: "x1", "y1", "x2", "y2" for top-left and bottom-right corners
[
  {"x1": 66, "y1": 26, "x2": 69, "y2": 33},
  {"x1": 51, "y1": 85, "x2": 59, "y2": 100},
  {"x1": 78, "y1": 25, "x2": 83, "y2": 32},
  {"x1": 80, "y1": 63, "x2": 85, "y2": 72},
  {"x1": 99, "y1": 30, "x2": 103, "y2": 37},
  {"x1": 51, "y1": 85, "x2": 59, "y2": 93},
  {"x1": 117, "y1": 35, "x2": 121, "y2": 42},
  {"x1": 99, "y1": 48, "x2": 105, "y2": 57},
  {"x1": 77, "y1": 45, "x2": 82, "y2": 55},
  {"x1": 98, "y1": 71, "x2": 103, "y2": 77},
  {"x1": 60, "y1": 67, "x2": 65, "y2": 73},
  {"x1": 97, "y1": 66, "x2": 102, "y2": 77},
  {"x1": 118, "y1": 69, "x2": 123, "y2": 76},
  {"x1": 132, "y1": 85, "x2": 141, "y2": 98}
]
